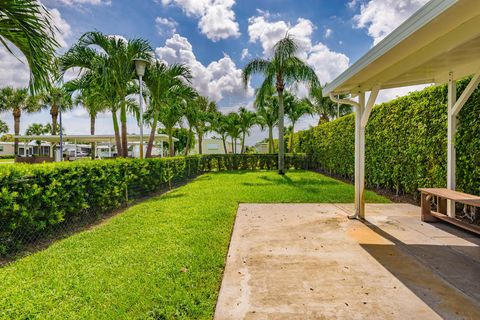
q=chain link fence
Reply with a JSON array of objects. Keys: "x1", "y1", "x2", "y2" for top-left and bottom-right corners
[{"x1": 0, "y1": 154, "x2": 314, "y2": 264}]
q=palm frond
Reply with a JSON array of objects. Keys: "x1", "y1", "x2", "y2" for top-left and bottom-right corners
[{"x1": 242, "y1": 58, "x2": 270, "y2": 89}]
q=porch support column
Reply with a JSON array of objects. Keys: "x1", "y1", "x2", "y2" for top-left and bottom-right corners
[
  {"x1": 447, "y1": 69, "x2": 480, "y2": 217},
  {"x1": 354, "y1": 92, "x2": 366, "y2": 219},
  {"x1": 447, "y1": 72, "x2": 457, "y2": 217},
  {"x1": 355, "y1": 85, "x2": 380, "y2": 219}
]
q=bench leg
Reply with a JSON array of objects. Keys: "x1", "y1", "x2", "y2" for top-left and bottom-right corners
[
  {"x1": 421, "y1": 192, "x2": 437, "y2": 222},
  {"x1": 438, "y1": 197, "x2": 447, "y2": 215}
]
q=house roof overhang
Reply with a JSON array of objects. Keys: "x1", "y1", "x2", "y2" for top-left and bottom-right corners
[
  {"x1": 323, "y1": 0, "x2": 480, "y2": 95},
  {"x1": 13, "y1": 134, "x2": 178, "y2": 143}
]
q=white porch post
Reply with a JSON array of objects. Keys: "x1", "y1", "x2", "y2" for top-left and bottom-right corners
[
  {"x1": 354, "y1": 92, "x2": 366, "y2": 219},
  {"x1": 447, "y1": 72, "x2": 457, "y2": 217}
]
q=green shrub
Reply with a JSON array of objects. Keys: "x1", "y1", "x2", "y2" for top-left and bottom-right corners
[
  {"x1": 295, "y1": 78, "x2": 480, "y2": 196},
  {"x1": 0, "y1": 155, "x2": 14, "y2": 159},
  {"x1": 0, "y1": 154, "x2": 313, "y2": 256}
]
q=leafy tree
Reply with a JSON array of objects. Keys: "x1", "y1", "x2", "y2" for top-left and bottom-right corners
[
  {"x1": 144, "y1": 61, "x2": 194, "y2": 157},
  {"x1": 157, "y1": 99, "x2": 186, "y2": 157},
  {"x1": 243, "y1": 35, "x2": 319, "y2": 173},
  {"x1": 0, "y1": 87, "x2": 40, "y2": 155},
  {"x1": 254, "y1": 84, "x2": 278, "y2": 153},
  {"x1": 0, "y1": 119, "x2": 8, "y2": 134},
  {"x1": 158, "y1": 127, "x2": 193, "y2": 155},
  {"x1": 285, "y1": 92, "x2": 312, "y2": 152},
  {"x1": 0, "y1": 134, "x2": 13, "y2": 142},
  {"x1": 25, "y1": 123, "x2": 48, "y2": 153},
  {"x1": 238, "y1": 107, "x2": 257, "y2": 153},
  {"x1": 224, "y1": 112, "x2": 241, "y2": 154},
  {"x1": 0, "y1": 0, "x2": 59, "y2": 92}
]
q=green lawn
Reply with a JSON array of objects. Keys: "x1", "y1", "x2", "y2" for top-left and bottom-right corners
[{"x1": 0, "y1": 171, "x2": 388, "y2": 319}]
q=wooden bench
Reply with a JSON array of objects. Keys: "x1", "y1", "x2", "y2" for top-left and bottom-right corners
[{"x1": 418, "y1": 188, "x2": 480, "y2": 235}]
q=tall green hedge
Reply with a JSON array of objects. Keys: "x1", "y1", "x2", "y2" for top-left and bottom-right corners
[
  {"x1": 295, "y1": 78, "x2": 480, "y2": 196},
  {"x1": 0, "y1": 154, "x2": 312, "y2": 256}
]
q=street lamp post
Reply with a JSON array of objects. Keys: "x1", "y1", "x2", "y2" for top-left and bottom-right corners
[{"x1": 133, "y1": 58, "x2": 149, "y2": 159}]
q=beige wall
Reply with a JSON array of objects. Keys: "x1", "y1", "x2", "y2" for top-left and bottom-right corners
[
  {"x1": 191, "y1": 139, "x2": 242, "y2": 155},
  {"x1": 255, "y1": 143, "x2": 269, "y2": 154},
  {"x1": 0, "y1": 143, "x2": 15, "y2": 156}
]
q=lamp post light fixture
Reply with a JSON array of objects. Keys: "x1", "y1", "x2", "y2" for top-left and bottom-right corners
[{"x1": 133, "y1": 58, "x2": 149, "y2": 159}]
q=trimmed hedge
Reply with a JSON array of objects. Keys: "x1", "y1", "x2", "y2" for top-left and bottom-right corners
[
  {"x1": 0, "y1": 153, "x2": 312, "y2": 256},
  {"x1": 295, "y1": 78, "x2": 480, "y2": 196}
]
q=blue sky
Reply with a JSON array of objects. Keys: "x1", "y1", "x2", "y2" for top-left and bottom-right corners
[{"x1": 1, "y1": 0, "x2": 429, "y2": 144}]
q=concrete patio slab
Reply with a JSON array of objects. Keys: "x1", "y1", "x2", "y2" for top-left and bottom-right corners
[{"x1": 214, "y1": 203, "x2": 480, "y2": 320}]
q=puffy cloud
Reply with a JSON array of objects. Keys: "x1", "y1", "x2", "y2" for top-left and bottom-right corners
[
  {"x1": 155, "y1": 34, "x2": 253, "y2": 103},
  {"x1": 247, "y1": 11, "x2": 349, "y2": 85},
  {"x1": 240, "y1": 48, "x2": 249, "y2": 60},
  {"x1": 155, "y1": 17, "x2": 178, "y2": 36},
  {"x1": 49, "y1": 8, "x2": 72, "y2": 48},
  {"x1": 353, "y1": 0, "x2": 429, "y2": 45},
  {"x1": 160, "y1": 0, "x2": 240, "y2": 41}
]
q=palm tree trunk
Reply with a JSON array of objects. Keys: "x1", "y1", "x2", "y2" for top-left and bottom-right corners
[
  {"x1": 168, "y1": 128, "x2": 174, "y2": 157},
  {"x1": 290, "y1": 123, "x2": 295, "y2": 153},
  {"x1": 120, "y1": 103, "x2": 128, "y2": 157},
  {"x1": 146, "y1": 111, "x2": 158, "y2": 158},
  {"x1": 112, "y1": 111, "x2": 122, "y2": 156},
  {"x1": 222, "y1": 135, "x2": 227, "y2": 154},
  {"x1": 241, "y1": 132, "x2": 246, "y2": 153},
  {"x1": 268, "y1": 126, "x2": 274, "y2": 153},
  {"x1": 13, "y1": 108, "x2": 20, "y2": 156},
  {"x1": 197, "y1": 131, "x2": 203, "y2": 154},
  {"x1": 184, "y1": 127, "x2": 192, "y2": 156},
  {"x1": 90, "y1": 114, "x2": 96, "y2": 159},
  {"x1": 277, "y1": 89, "x2": 285, "y2": 174},
  {"x1": 50, "y1": 104, "x2": 58, "y2": 157},
  {"x1": 231, "y1": 137, "x2": 235, "y2": 154}
]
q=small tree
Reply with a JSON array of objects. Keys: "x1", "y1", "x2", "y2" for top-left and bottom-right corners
[{"x1": 238, "y1": 107, "x2": 257, "y2": 153}]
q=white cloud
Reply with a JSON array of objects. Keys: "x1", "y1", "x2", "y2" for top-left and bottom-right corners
[
  {"x1": 247, "y1": 11, "x2": 349, "y2": 85},
  {"x1": 240, "y1": 48, "x2": 249, "y2": 60},
  {"x1": 155, "y1": 34, "x2": 253, "y2": 103},
  {"x1": 324, "y1": 28, "x2": 332, "y2": 39},
  {"x1": 353, "y1": 0, "x2": 429, "y2": 45},
  {"x1": 160, "y1": 0, "x2": 240, "y2": 41},
  {"x1": 155, "y1": 17, "x2": 178, "y2": 36},
  {"x1": 49, "y1": 8, "x2": 72, "y2": 48}
]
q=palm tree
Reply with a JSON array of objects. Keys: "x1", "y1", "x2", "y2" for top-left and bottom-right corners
[
  {"x1": 212, "y1": 112, "x2": 229, "y2": 154},
  {"x1": 0, "y1": 0, "x2": 59, "y2": 92},
  {"x1": 0, "y1": 87, "x2": 40, "y2": 155},
  {"x1": 304, "y1": 84, "x2": 352, "y2": 124},
  {"x1": 25, "y1": 122, "x2": 48, "y2": 154},
  {"x1": 238, "y1": 107, "x2": 257, "y2": 153},
  {"x1": 190, "y1": 96, "x2": 217, "y2": 155},
  {"x1": 254, "y1": 84, "x2": 278, "y2": 154},
  {"x1": 243, "y1": 35, "x2": 319, "y2": 174},
  {"x1": 143, "y1": 61, "x2": 194, "y2": 158},
  {"x1": 157, "y1": 99, "x2": 186, "y2": 157},
  {"x1": 224, "y1": 112, "x2": 241, "y2": 154},
  {"x1": 285, "y1": 92, "x2": 312, "y2": 152},
  {"x1": 41, "y1": 85, "x2": 73, "y2": 136},
  {"x1": 61, "y1": 32, "x2": 153, "y2": 157}
]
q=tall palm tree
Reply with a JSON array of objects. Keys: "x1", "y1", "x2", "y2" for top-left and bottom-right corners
[
  {"x1": 285, "y1": 92, "x2": 312, "y2": 153},
  {"x1": 191, "y1": 96, "x2": 217, "y2": 155},
  {"x1": 157, "y1": 99, "x2": 187, "y2": 157},
  {"x1": 0, "y1": 0, "x2": 59, "y2": 92},
  {"x1": 238, "y1": 107, "x2": 257, "y2": 153},
  {"x1": 41, "y1": 85, "x2": 73, "y2": 136},
  {"x1": 0, "y1": 87, "x2": 40, "y2": 155},
  {"x1": 61, "y1": 32, "x2": 153, "y2": 157},
  {"x1": 224, "y1": 112, "x2": 241, "y2": 154},
  {"x1": 304, "y1": 84, "x2": 352, "y2": 124},
  {"x1": 143, "y1": 61, "x2": 194, "y2": 158},
  {"x1": 243, "y1": 35, "x2": 319, "y2": 174},
  {"x1": 254, "y1": 84, "x2": 278, "y2": 154},
  {"x1": 212, "y1": 111, "x2": 229, "y2": 154}
]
